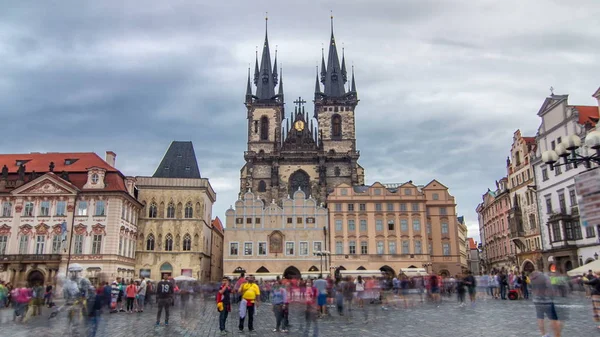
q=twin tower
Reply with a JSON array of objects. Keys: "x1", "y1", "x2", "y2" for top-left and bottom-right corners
[{"x1": 240, "y1": 17, "x2": 364, "y2": 206}]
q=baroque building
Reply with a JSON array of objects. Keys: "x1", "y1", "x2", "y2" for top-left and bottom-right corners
[
  {"x1": 0, "y1": 151, "x2": 141, "y2": 286},
  {"x1": 135, "y1": 141, "x2": 217, "y2": 282},
  {"x1": 506, "y1": 129, "x2": 543, "y2": 272},
  {"x1": 327, "y1": 181, "x2": 464, "y2": 277},
  {"x1": 239, "y1": 18, "x2": 364, "y2": 205}
]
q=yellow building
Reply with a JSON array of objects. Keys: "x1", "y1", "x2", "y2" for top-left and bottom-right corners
[
  {"x1": 135, "y1": 141, "x2": 216, "y2": 282},
  {"x1": 327, "y1": 181, "x2": 463, "y2": 277}
]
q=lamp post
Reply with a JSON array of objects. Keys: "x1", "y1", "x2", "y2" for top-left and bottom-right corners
[
  {"x1": 541, "y1": 131, "x2": 600, "y2": 170},
  {"x1": 595, "y1": 252, "x2": 598, "y2": 260},
  {"x1": 314, "y1": 251, "x2": 330, "y2": 277},
  {"x1": 422, "y1": 262, "x2": 432, "y2": 273}
]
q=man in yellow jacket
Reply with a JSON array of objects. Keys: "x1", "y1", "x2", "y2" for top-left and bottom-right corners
[{"x1": 238, "y1": 275, "x2": 260, "y2": 332}]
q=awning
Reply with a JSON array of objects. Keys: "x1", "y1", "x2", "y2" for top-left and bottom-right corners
[
  {"x1": 400, "y1": 268, "x2": 427, "y2": 276},
  {"x1": 340, "y1": 270, "x2": 386, "y2": 278},
  {"x1": 567, "y1": 259, "x2": 600, "y2": 277}
]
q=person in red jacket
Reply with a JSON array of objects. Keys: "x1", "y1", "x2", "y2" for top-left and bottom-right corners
[{"x1": 217, "y1": 277, "x2": 232, "y2": 335}]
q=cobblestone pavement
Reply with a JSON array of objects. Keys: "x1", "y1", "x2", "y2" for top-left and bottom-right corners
[{"x1": 0, "y1": 294, "x2": 597, "y2": 337}]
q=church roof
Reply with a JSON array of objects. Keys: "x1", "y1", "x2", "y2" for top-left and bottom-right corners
[{"x1": 152, "y1": 141, "x2": 201, "y2": 179}]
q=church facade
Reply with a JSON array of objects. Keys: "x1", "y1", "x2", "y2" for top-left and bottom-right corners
[{"x1": 239, "y1": 19, "x2": 364, "y2": 206}]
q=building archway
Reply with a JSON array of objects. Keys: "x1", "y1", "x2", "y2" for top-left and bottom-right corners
[
  {"x1": 283, "y1": 266, "x2": 301, "y2": 279},
  {"x1": 586, "y1": 258, "x2": 595, "y2": 265},
  {"x1": 357, "y1": 266, "x2": 366, "y2": 270},
  {"x1": 27, "y1": 270, "x2": 45, "y2": 286},
  {"x1": 256, "y1": 266, "x2": 270, "y2": 273},
  {"x1": 308, "y1": 266, "x2": 319, "y2": 272},
  {"x1": 335, "y1": 266, "x2": 346, "y2": 279},
  {"x1": 521, "y1": 260, "x2": 535, "y2": 273},
  {"x1": 160, "y1": 262, "x2": 173, "y2": 280},
  {"x1": 438, "y1": 269, "x2": 450, "y2": 277},
  {"x1": 565, "y1": 260, "x2": 573, "y2": 272},
  {"x1": 379, "y1": 265, "x2": 396, "y2": 278}
]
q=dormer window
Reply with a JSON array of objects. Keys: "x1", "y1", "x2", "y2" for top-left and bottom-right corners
[
  {"x1": 177, "y1": 153, "x2": 182, "y2": 158},
  {"x1": 91, "y1": 173, "x2": 99, "y2": 184},
  {"x1": 64, "y1": 159, "x2": 78, "y2": 165},
  {"x1": 185, "y1": 166, "x2": 191, "y2": 171},
  {"x1": 164, "y1": 166, "x2": 170, "y2": 170}
]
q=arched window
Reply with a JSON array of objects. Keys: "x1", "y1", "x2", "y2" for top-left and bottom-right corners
[
  {"x1": 258, "y1": 180, "x2": 267, "y2": 192},
  {"x1": 331, "y1": 114, "x2": 342, "y2": 138},
  {"x1": 166, "y1": 202, "x2": 175, "y2": 218},
  {"x1": 289, "y1": 170, "x2": 310, "y2": 197},
  {"x1": 165, "y1": 234, "x2": 173, "y2": 251},
  {"x1": 149, "y1": 203, "x2": 157, "y2": 218},
  {"x1": 184, "y1": 202, "x2": 193, "y2": 218},
  {"x1": 260, "y1": 116, "x2": 269, "y2": 141},
  {"x1": 146, "y1": 234, "x2": 155, "y2": 251},
  {"x1": 183, "y1": 234, "x2": 191, "y2": 251}
]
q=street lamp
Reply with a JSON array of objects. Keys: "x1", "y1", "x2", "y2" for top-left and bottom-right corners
[
  {"x1": 314, "y1": 251, "x2": 330, "y2": 277},
  {"x1": 422, "y1": 262, "x2": 432, "y2": 273},
  {"x1": 541, "y1": 131, "x2": 600, "y2": 170},
  {"x1": 595, "y1": 252, "x2": 598, "y2": 260}
]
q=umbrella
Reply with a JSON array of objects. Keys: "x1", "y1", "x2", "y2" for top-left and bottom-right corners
[
  {"x1": 567, "y1": 259, "x2": 600, "y2": 277},
  {"x1": 174, "y1": 275, "x2": 197, "y2": 281}
]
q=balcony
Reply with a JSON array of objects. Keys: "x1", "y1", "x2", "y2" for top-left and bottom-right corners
[{"x1": 0, "y1": 254, "x2": 62, "y2": 263}]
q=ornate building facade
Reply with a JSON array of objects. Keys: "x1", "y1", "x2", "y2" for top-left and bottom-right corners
[
  {"x1": 210, "y1": 217, "x2": 224, "y2": 282},
  {"x1": 135, "y1": 141, "x2": 217, "y2": 282},
  {"x1": 326, "y1": 181, "x2": 464, "y2": 277},
  {"x1": 0, "y1": 152, "x2": 141, "y2": 286},
  {"x1": 239, "y1": 18, "x2": 364, "y2": 206},
  {"x1": 506, "y1": 129, "x2": 543, "y2": 272},
  {"x1": 224, "y1": 190, "x2": 328, "y2": 278}
]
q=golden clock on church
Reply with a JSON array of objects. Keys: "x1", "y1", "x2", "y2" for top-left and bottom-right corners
[{"x1": 294, "y1": 120, "x2": 305, "y2": 131}]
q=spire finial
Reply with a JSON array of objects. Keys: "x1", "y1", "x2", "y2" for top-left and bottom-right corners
[
  {"x1": 330, "y1": 10, "x2": 334, "y2": 33},
  {"x1": 550, "y1": 86, "x2": 554, "y2": 95}
]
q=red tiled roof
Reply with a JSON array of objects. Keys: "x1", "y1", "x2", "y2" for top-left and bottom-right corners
[
  {"x1": 0, "y1": 152, "x2": 116, "y2": 173},
  {"x1": 574, "y1": 106, "x2": 599, "y2": 127},
  {"x1": 468, "y1": 238, "x2": 478, "y2": 250},
  {"x1": 212, "y1": 217, "x2": 224, "y2": 233},
  {"x1": 522, "y1": 137, "x2": 536, "y2": 144}
]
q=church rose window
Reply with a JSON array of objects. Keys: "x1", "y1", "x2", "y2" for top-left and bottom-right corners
[
  {"x1": 289, "y1": 170, "x2": 310, "y2": 197},
  {"x1": 332, "y1": 114, "x2": 342, "y2": 138}
]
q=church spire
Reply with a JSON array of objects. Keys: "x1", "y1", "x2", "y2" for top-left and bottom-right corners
[
  {"x1": 314, "y1": 66, "x2": 321, "y2": 94},
  {"x1": 341, "y1": 47, "x2": 347, "y2": 84},
  {"x1": 255, "y1": 15, "x2": 276, "y2": 100},
  {"x1": 272, "y1": 47, "x2": 278, "y2": 86},
  {"x1": 253, "y1": 50, "x2": 259, "y2": 85},
  {"x1": 278, "y1": 67, "x2": 284, "y2": 99},
  {"x1": 323, "y1": 14, "x2": 346, "y2": 97},
  {"x1": 351, "y1": 65, "x2": 357, "y2": 93},
  {"x1": 246, "y1": 67, "x2": 253, "y2": 101},
  {"x1": 320, "y1": 48, "x2": 326, "y2": 83}
]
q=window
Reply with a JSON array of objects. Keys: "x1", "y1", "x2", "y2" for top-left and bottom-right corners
[
  {"x1": 313, "y1": 241, "x2": 322, "y2": 253},
  {"x1": 52, "y1": 235, "x2": 61, "y2": 253},
  {"x1": 23, "y1": 202, "x2": 34, "y2": 216},
  {"x1": 439, "y1": 207, "x2": 447, "y2": 215},
  {"x1": 255, "y1": 218, "x2": 261, "y2": 224},
  {"x1": 184, "y1": 202, "x2": 193, "y2": 218},
  {"x1": 183, "y1": 234, "x2": 191, "y2": 251},
  {"x1": 388, "y1": 241, "x2": 396, "y2": 254},
  {"x1": 244, "y1": 242, "x2": 253, "y2": 255},
  {"x1": 335, "y1": 220, "x2": 342, "y2": 231},
  {"x1": 412, "y1": 203, "x2": 419, "y2": 212},
  {"x1": 296, "y1": 217, "x2": 303, "y2": 224},
  {"x1": 375, "y1": 203, "x2": 382, "y2": 211},
  {"x1": 552, "y1": 222, "x2": 561, "y2": 241},
  {"x1": 400, "y1": 219, "x2": 408, "y2": 231},
  {"x1": 165, "y1": 234, "x2": 173, "y2": 251},
  {"x1": 230, "y1": 243, "x2": 239, "y2": 255},
  {"x1": 400, "y1": 203, "x2": 407, "y2": 211},
  {"x1": 119, "y1": 237, "x2": 123, "y2": 255},
  {"x1": 569, "y1": 189, "x2": 577, "y2": 206},
  {"x1": 377, "y1": 241, "x2": 384, "y2": 254},
  {"x1": 336, "y1": 241, "x2": 343, "y2": 254},
  {"x1": 413, "y1": 219, "x2": 421, "y2": 231},
  {"x1": 545, "y1": 196, "x2": 552, "y2": 214},
  {"x1": 260, "y1": 116, "x2": 269, "y2": 140},
  {"x1": 148, "y1": 203, "x2": 157, "y2": 218},
  {"x1": 376, "y1": 220, "x2": 383, "y2": 231},
  {"x1": 306, "y1": 217, "x2": 315, "y2": 224},
  {"x1": 402, "y1": 240, "x2": 409, "y2": 254},
  {"x1": 76, "y1": 201, "x2": 87, "y2": 216},
  {"x1": 359, "y1": 203, "x2": 366, "y2": 211},
  {"x1": 429, "y1": 241, "x2": 433, "y2": 255},
  {"x1": 441, "y1": 223, "x2": 449, "y2": 234},
  {"x1": 35, "y1": 235, "x2": 45, "y2": 254},
  {"x1": 285, "y1": 242, "x2": 295, "y2": 255},
  {"x1": 167, "y1": 203, "x2": 175, "y2": 218},
  {"x1": 555, "y1": 166, "x2": 561, "y2": 175},
  {"x1": 360, "y1": 241, "x2": 368, "y2": 254},
  {"x1": 386, "y1": 203, "x2": 394, "y2": 211},
  {"x1": 574, "y1": 221, "x2": 583, "y2": 240},
  {"x1": 40, "y1": 201, "x2": 50, "y2": 216},
  {"x1": 299, "y1": 242, "x2": 309, "y2": 256},
  {"x1": 91, "y1": 173, "x2": 99, "y2": 184},
  {"x1": 246, "y1": 218, "x2": 252, "y2": 224},
  {"x1": 542, "y1": 168, "x2": 549, "y2": 181},
  {"x1": 0, "y1": 236, "x2": 6, "y2": 254},
  {"x1": 348, "y1": 220, "x2": 355, "y2": 231},
  {"x1": 287, "y1": 217, "x2": 293, "y2": 224},
  {"x1": 404, "y1": 188, "x2": 412, "y2": 195},
  {"x1": 360, "y1": 220, "x2": 367, "y2": 231},
  {"x1": 551, "y1": 140, "x2": 556, "y2": 150},
  {"x1": 94, "y1": 200, "x2": 105, "y2": 216},
  {"x1": 332, "y1": 114, "x2": 342, "y2": 138},
  {"x1": 529, "y1": 214, "x2": 536, "y2": 230},
  {"x1": 341, "y1": 188, "x2": 348, "y2": 195},
  {"x1": 558, "y1": 193, "x2": 566, "y2": 212},
  {"x1": 586, "y1": 226, "x2": 596, "y2": 238},
  {"x1": 348, "y1": 204, "x2": 355, "y2": 212},
  {"x1": 146, "y1": 234, "x2": 155, "y2": 251},
  {"x1": 442, "y1": 243, "x2": 450, "y2": 256},
  {"x1": 427, "y1": 222, "x2": 432, "y2": 234},
  {"x1": 335, "y1": 204, "x2": 342, "y2": 212},
  {"x1": 349, "y1": 241, "x2": 356, "y2": 254},
  {"x1": 258, "y1": 242, "x2": 267, "y2": 255},
  {"x1": 74, "y1": 234, "x2": 84, "y2": 255},
  {"x1": 92, "y1": 234, "x2": 102, "y2": 254},
  {"x1": 432, "y1": 193, "x2": 439, "y2": 200},
  {"x1": 1, "y1": 202, "x2": 11, "y2": 217},
  {"x1": 388, "y1": 220, "x2": 395, "y2": 231},
  {"x1": 257, "y1": 180, "x2": 267, "y2": 192},
  {"x1": 374, "y1": 189, "x2": 381, "y2": 195},
  {"x1": 19, "y1": 235, "x2": 29, "y2": 254},
  {"x1": 414, "y1": 240, "x2": 422, "y2": 254}
]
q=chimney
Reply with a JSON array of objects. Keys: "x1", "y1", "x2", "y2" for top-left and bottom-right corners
[{"x1": 105, "y1": 151, "x2": 117, "y2": 167}]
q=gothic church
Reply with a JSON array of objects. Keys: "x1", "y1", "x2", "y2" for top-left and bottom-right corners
[{"x1": 240, "y1": 18, "x2": 364, "y2": 205}]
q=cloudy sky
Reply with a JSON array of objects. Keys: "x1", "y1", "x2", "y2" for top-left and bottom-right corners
[{"x1": 2, "y1": 0, "x2": 599, "y2": 241}]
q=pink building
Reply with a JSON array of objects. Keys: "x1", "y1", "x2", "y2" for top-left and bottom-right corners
[{"x1": 477, "y1": 178, "x2": 515, "y2": 272}]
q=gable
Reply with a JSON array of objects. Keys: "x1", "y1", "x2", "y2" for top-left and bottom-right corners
[
  {"x1": 537, "y1": 95, "x2": 567, "y2": 116},
  {"x1": 11, "y1": 173, "x2": 79, "y2": 196},
  {"x1": 423, "y1": 179, "x2": 448, "y2": 190}
]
